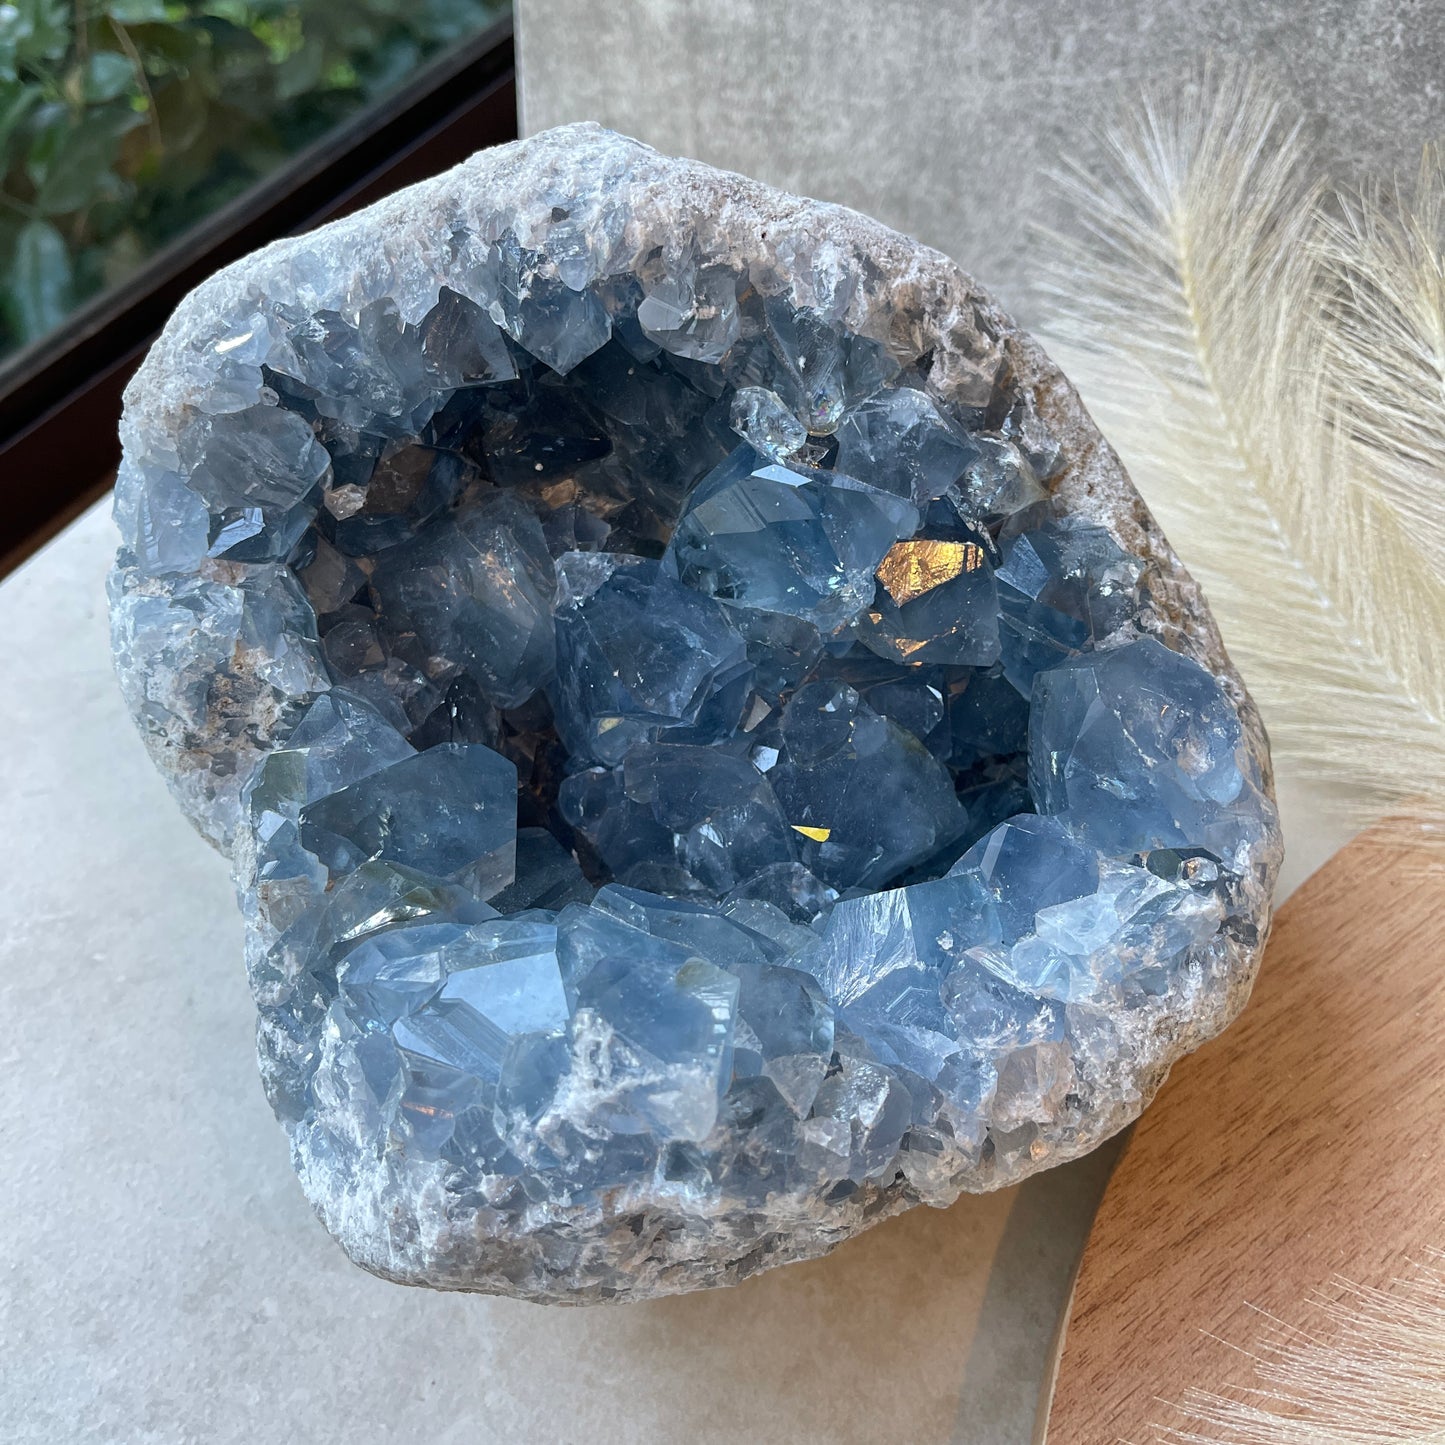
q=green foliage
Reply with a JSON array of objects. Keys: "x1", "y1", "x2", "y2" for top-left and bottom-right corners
[{"x1": 0, "y1": 0, "x2": 508, "y2": 356}]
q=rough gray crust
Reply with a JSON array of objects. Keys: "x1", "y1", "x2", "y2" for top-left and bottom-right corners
[{"x1": 110, "y1": 124, "x2": 1282, "y2": 1301}]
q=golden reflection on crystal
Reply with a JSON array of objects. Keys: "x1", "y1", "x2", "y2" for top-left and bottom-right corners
[
  {"x1": 791, "y1": 824, "x2": 831, "y2": 842},
  {"x1": 540, "y1": 477, "x2": 581, "y2": 507},
  {"x1": 875, "y1": 539, "x2": 984, "y2": 606}
]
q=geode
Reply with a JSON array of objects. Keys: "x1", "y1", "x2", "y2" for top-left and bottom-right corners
[{"x1": 108, "y1": 124, "x2": 1281, "y2": 1302}]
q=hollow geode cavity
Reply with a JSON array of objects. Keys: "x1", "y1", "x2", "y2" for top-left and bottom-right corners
[{"x1": 108, "y1": 124, "x2": 1281, "y2": 1303}]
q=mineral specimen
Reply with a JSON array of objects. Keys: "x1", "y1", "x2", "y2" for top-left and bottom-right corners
[{"x1": 108, "y1": 124, "x2": 1281, "y2": 1302}]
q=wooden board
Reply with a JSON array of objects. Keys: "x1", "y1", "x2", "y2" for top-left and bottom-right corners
[{"x1": 1045, "y1": 830, "x2": 1445, "y2": 1442}]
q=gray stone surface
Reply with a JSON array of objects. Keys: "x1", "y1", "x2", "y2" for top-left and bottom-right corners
[{"x1": 516, "y1": 0, "x2": 1445, "y2": 325}]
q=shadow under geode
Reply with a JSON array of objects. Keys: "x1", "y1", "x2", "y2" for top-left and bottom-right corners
[{"x1": 549, "y1": 1143, "x2": 1121, "y2": 1445}]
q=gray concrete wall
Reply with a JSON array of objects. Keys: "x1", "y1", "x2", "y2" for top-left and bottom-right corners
[{"x1": 517, "y1": 0, "x2": 1445, "y2": 324}]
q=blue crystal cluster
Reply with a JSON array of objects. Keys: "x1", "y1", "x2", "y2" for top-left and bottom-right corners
[{"x1": 108, "y1": 128, "x2": 1279, "y2": 1299}]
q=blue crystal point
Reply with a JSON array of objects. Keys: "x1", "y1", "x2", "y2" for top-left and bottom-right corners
[
  {"x1": 1029, "y1": 635, "x2": 1272, "y2": 860},
  {"x1": 665, "y1": 444, "x2": 920, "y2": 631}
]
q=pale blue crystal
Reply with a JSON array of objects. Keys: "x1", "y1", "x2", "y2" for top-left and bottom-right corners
[
  {"x1": 801, "y1": 1053, "x2": 911, "y2": 1183},
  {"x1": 842, "y1": 963, "x2": 961, "y2": 1088},
  {"x1": 621, "y1": 743, "x2": 795, "y2": 889},
  {"x1": 796, "y1": 886, "x2": 922, "y2": 1006},
  {"x1": 726, "y1": 861, "x2": 837, "y2": 922},
  {"x1": 113, "y1": 460, "x2": 211, "y2": 575},
  {"x1": 1029, "y1": 636, "x2": 1270, "y2": 860},
  {"x1": 299, "y1": 743, "x2": 518, "y2": 896},
  {"x1": 746, "y1": 298, "x2": 899, "y2": 433},
  {"x1": 487, "y1": 233, "x2": 612, "y2": 374},
  {"x1": 246, "y1": 688, "x2": 415, "y2": 828},
  {"x1": 637, "y1": 266, "x2": 741, "y2": 363},
  {"x1": 937, "y1": 812, "x2": 1219, "y2": 1002},
  {"x1": 321, "y1": 860, "x2": 496, "y2": 952},
  {"x1": 954, "y1": 436, "x2": 1047, "y2": 519},
  {"x1": 730, "y1": 386, "x2": 808, "y2": 460},
  {"x1": 664, "y1": 444, "x2": 919, "y2": 631},
  {"x1": 329, "y1": 915, "x2": 569, "y2": 1157},
  {"x1": 996, "y1": 518, "x2": 1143, "y2": 692},
  {"x1": 571, "y1": 946, "x2": 739, "y2": 1142},
  {"x1": 833, "y1": 388, "x2": 974, "y2": 506},
  {"x1": 181, "y1": 402, "x2": 331, "y2": 516},
  {"x1": 438, "y1": 921, "x2": 568, "y2": 1046}
]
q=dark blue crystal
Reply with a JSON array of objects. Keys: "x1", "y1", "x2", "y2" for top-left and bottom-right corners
[
  {"x1": 368, "y1": 491, "x2": 557, "y2": 709},
  {"x1": 551, "y1": 555, "x2": 750, "y2": 765},
  {"x1": 767, "y1": 680, "x2": 967, "y2": 891},
  {"x1": 664, "y1": 444, "x2": 919, "y2": 631}
]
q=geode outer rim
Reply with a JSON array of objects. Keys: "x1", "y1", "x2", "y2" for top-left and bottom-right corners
[{"x1": 111, "y1": 122, "x2": 1282, "y2": 1298}]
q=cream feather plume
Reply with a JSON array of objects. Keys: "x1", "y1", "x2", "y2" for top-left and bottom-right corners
[
  {"x1": 1160, "y1": 1262, "x2": 1445, "y2": 1444},
  {"x1": 1034, "y1": 69, "x2": 1445, "y2": 854}
]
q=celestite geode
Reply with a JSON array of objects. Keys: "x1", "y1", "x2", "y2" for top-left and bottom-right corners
[{"x1": 108, "y1": 125, "x2": 1282, "y2": 1302}]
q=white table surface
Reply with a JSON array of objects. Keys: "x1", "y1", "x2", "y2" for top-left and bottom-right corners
[{"x1": 2, "y1": 501, "x2": 1143, "y2": 1444}]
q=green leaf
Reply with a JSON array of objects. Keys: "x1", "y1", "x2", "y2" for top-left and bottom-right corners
[
  {"x1": 23, "y1": 98, "x2": 71, "y2": 187},
  {"x1": 85, "y1": 51, "x2": 138, "y2": 103},
  {"x1": 1, "y1": 0, "x2": 71, "y2": 68},
  {"x1": 200, "y1": 0, "x2": 252, "y2": 26},
  {"x1": 0, "y1": 0, "x2": 506, "y2": 363},
  {"x1": 9, "y1": 218, "x2": 72, "y2": 341},
  {"x1": 153, "y1": 71, "x2": 211, "y2": 154},
  {"x1": 272, "y1": 35, "x2": 323, "y2": 101},
  {"x1": 103, "y1": 0, "x2": 169, "y2": 22},
  {"x1": 34, "y1": 109, "x2": 142, "y2": 214},
  {"x1": 0, "y1": 79, "x2": 39, "y2": 149},
  {"x1": 123, "y1": 20, "x2": 205, "y2": 67}
]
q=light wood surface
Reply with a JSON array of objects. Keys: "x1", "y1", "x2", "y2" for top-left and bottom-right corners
[{"x1": 1046, "y1": 830, "x2": 1445, "y2": 1442}]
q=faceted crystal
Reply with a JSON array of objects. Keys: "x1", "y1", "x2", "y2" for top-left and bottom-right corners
[
  {"x1": 299, "y1": 743, "x2": 518, "y2": 896},
  {"x1": 1029, "y1": 635, "x2": 1270, "y2": 862},
  {"x1": 856, "y1": 502, "x2": 1001, "y2": 666},
  {"x1": 833, "y1": 387, "x2": 975, "y2": 506},
  {"x1": 768, "y1": 681, "x2": 967, "y2": 890},
  {"x1": 368, "y1": 491, "x2": 557, "y2": 709},
  {"x1": 665, "y1": 444, "x2": 919, "y2": 631},
  {"x1": 551, "y1": 555, "x2": 750, "y2": 765},
  {"x1": 730, "y1": 386, "x2": 808, "y2": 461}
]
